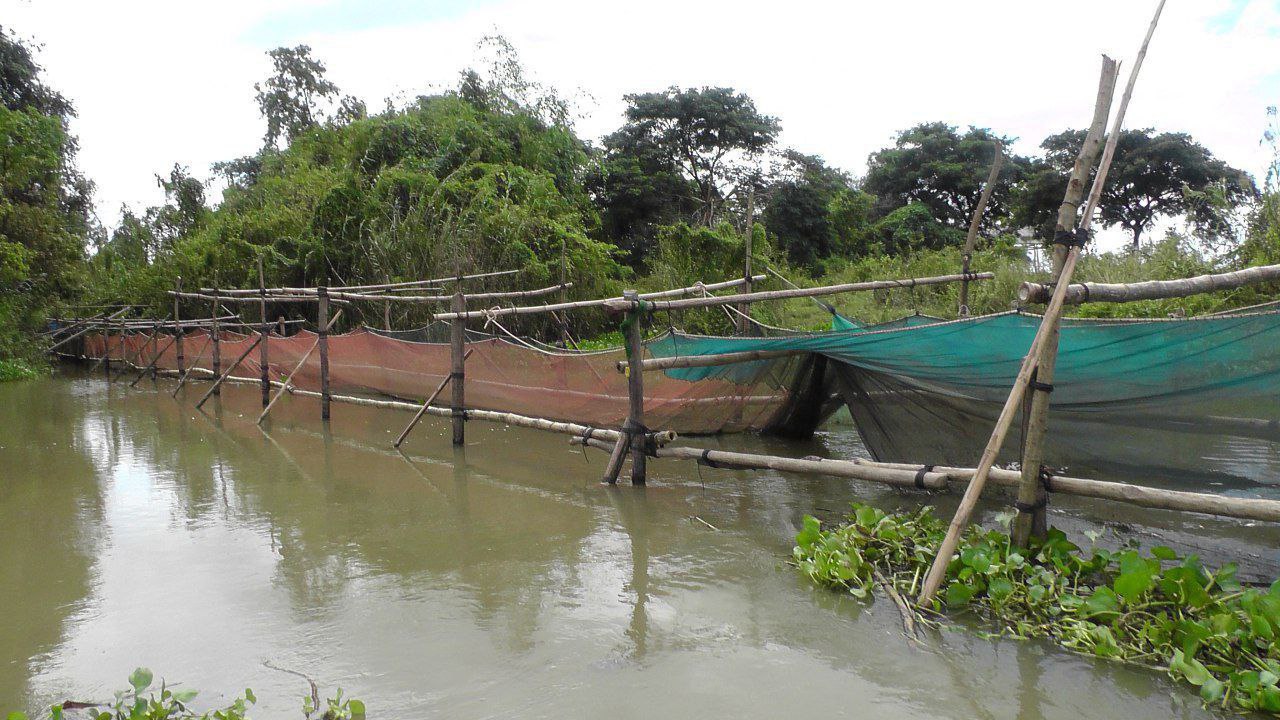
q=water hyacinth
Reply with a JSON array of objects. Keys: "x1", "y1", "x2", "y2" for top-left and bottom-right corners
[{"x1": 794, "y1": 504, "x2": 1280, "y2": 715}]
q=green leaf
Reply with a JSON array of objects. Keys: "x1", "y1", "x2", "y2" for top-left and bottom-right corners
[
  {"x1": 989, "y1": 578, "x2": 1014, "y2": 602},
  {"x1": 1200, "y1": 677, "x2": 1225, "y2": 703},
  {"x1": 129, "y1": 667, "x2": 153, "y2": 694},
  {"x1": 1081, "y1": 587, "x2": 1120, "y2": 619},
  {"x1": 795, "y1": 516, "x2": 822, "y2": 549},
  {"x1": 244, "y1": 688, "x2": 256, "y2": 704},
  {"x1": 1150, "y1": 545, "x2": 1177, "y2": 561},
  {"x1": 172, "y1": 689, "x2": 198, "y2": 703},
  {"x1": 7, "y1": 712, "x2": 29, "y2": 720},
  {"x1": 1260, "y1": 686, "x2": 1280, "y2": 713},
  {"x1": 348, "y1": 699, "x2": 366, "y2": 716},
  {"x1": 945, "y1": 583, "x2": 976, "y2": 608}
]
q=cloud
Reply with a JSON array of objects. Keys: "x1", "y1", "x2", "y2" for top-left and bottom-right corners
[{"x1": 3, "y1": 0, "x2": 1276, "y2": 253}]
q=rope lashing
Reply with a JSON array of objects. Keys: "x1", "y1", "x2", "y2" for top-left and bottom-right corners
[{"x1": 914, "y1": 464, "x2": 935, "y2": 490}]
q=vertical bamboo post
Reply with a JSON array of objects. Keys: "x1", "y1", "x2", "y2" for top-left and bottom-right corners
[
  {"x1": 625, "y1": 294, "x2": 647, "y2": 485},
  {"x1": 559, "y1": 237, "x2": 570, "y2": 347},
  {"x1": 149, "y1": 321, "x2": 159, "y2": 380},
  {"x1": 919, "y1": 1, "x2": 1164, "y2": 605},
  {"x1": 1011, "y1": 56, "x2": 1120, "y2": 548},
  {"x1": 210, "y1": 295, "x2": 221, "y2": 396},
  {"x1": 382, "y1": 273, "x2": 392, "y2": 330},
  {"x1": 318, "y1": 285, "x2": 331, "y2": 420},
  {"x1": 258, "y1": 257, "x2": 270, "y2": 406},
  {"x1": 958, "y1": 143, "x2": 1005, "y2": 316},
  {"x1": 736, "y1": 188, "x2": 755, "y2": 335},
  {"x1": 173, "y1": 277, "x2": 185, "y2": 376},
  {"x1": 450, "y1": 282, "x2": 466, "y2": 446}
]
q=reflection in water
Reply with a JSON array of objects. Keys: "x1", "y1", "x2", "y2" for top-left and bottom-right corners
[{"x1": 2, "y1": 372, "x2": 1275, "y2": 718}]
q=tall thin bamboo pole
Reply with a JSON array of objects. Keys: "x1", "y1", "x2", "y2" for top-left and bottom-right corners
[
  {"x1": 625, "y1": 302, "x2": 647, "y2": 485},
  {"x1": 317, "y1": 286, "x2": 331, "y2": 421},
  {"x1": 1012, "y1": 55, "x2": 1120, "y2": 548},
  {"x1": 450, "y1": 283, "x2": 466, "y2": 446},
  {"x1": 394, "y1": 348, "x2": 474, "y2": 448},
  {"x1": 174, "y1": 277, "x2": 184, "y2": 376},
  {"x1": 256, "y1": 309, "x2": 343, "y2": 424},
  {"x1": 919, "y1": 0, "x2": 1165, "y2": 605},
  {"x1": 959, "y1": 143, "x2": 1005, "y2": 316},
  {"x1": 195, "y1": 334, "x2": 264, "y2": 410},
  {"x1": 210, "y1": 295, "x2": 221, "y2": 396},
  {"x1": 257, "y1": 256, "x2": 270, "y2": 404}
]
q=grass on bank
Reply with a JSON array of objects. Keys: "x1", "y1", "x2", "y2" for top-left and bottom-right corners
[{"x1": 794, "y1": 504, "x2": 1280, "y2": 715}]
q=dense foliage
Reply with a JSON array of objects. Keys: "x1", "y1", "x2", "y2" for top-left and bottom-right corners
[{"x1": 795, "y1": 504, "x2": 1280, "y2": 715}]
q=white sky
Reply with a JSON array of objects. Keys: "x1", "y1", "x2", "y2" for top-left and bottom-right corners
[{"x1": 3, "y1": 0, "x2": 1277, "y2": 253}]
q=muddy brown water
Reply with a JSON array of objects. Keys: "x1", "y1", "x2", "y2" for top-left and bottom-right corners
[{"x1": 3, "y1": 370, "x2": 1278, "y2": 718}]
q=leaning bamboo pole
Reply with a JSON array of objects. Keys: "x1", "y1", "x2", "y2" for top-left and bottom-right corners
[
  {"x1": 603, "y1": 273, "x2": 995, "y2": 314},
  {"x1": 46, "y1": 307, "x2": 130, "y2": 353},
  {"x1": 1018, "y1": 263, "x2": 1280, "y2": 305},
  {"x1": 256, "y1": 309, "x2": 344, "y2": 424},
  {"x1": 129, "y1": 334, "x2": 178, "y2": 387},
  {"x1": 919, "y1": 0, "x2": 1165, "y2": 605},
  {"x1": 958, "y1": 142, "x2": 1005, "y2": 316},
  {"x1": 194, "y1": 334, "x2": 264, "y2": 410},
  {"x1": 393, "y1": 348, "x2": 474, "y2": 448}
]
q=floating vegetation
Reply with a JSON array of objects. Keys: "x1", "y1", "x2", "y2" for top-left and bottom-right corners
[
  {"x1": 6, "y1": 667, "x2": 365, "y2": 720},
  {"x1": 794, "y1": 504, "x2": 1280, "y2": 715}
]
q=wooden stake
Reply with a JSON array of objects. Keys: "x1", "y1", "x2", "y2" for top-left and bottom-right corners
[
  {"x1": 129, "y1": 335, "x2": 177, "y2": 387},
  {"x1": 256, "y1": 309, "x2": 343, "y2": 424},
  {"x1": 318, "y1": 286, "x2": 331, "y2": 420},
  {"x1": 194, "y1": 334, "x2": 264, "y2": 410},
  {"x1": 919, "y1": 0, "x2": 1165, "y2": 605},
  {"x1": 1012, "y1": 55, "x2": 1120, "y2": 548},
  {"x1": 959, "y1": 143, "x2": 1005, "y2": 316},
  {"x1": 258, "y1": 257, "x2": 270, "y2": 406},
  {"x1": 450, "y1": 286, "x2": 466, "y2": 446},
  {"x1": 393, "y1": 348, "x2": 474, "y2": 448},
  {"x1": 174, "y1": 277, "x2": 184, "y2": 375},
  {"x1": 46, "y1": 307, "x2": 129, "y2": 353},
  {"x1": 210, "y1": 296, "x2": 221, "y2": 396}
]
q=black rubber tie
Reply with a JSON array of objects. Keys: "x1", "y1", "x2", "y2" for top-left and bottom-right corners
[
  {"x1": 914, "y1": 464, "x2": 935, "y2": 489},
  {"x1": 1015, "y1": 497, "x2": 1049, "y2": 513}
]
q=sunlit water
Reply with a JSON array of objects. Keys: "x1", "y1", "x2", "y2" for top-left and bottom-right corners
[{"x1": 3, "y1": 371, "x2": 1277, "y2": 718}]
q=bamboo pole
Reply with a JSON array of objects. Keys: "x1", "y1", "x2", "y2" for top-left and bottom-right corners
[
  {"x1": 256, "y1": 309, "x2": 344, "y2": 424},
  {"x1": 170, "y1": 290, "x2": 340, "y2": 304},
  {"x1": 194, "y1": 334, "x2": 264, "y2": 410},
  {"x1": 129, "y1": 335, "x2": 177, "y2": 387},
  {"x1": 46, "y1": 307, "x2": 130, "y2": 353},
  {"x1": 148, "y1": 321, "x2": 160, "y2": 380},
  {"x1": 199, "y1": 268, "x2": 522, "y2": 296},
  {"x1": 393, "y1": 348, "x2": 474, "y2": 448},
  {"x1": 450, "y1": 285, "x2": 466, "y2": 445},
  {"x1": 1013, "y1": 55, "x2": 1121, "y2": 548},
  {"x1": 1018, "y1": 263, "x2": 1280, "y2": 305},
  {"x1": 174, "y1": 278, "x2": 184, "y2": 375},
  {"x1": 959, "y1": 142, "x2": 1005, "y2": 316},
  {"x1": 625, "y1": 298, "x2": 647, "y2": 485},
  {"x1": 560, "y1": 237, "x2": 570, "y2": 348},
  {"x1": 258, "y1": 258, "x2": 270, "y2": 406},
  {"x1": 318, "y1": 286, "x2": 331, "y2": 421},
  {"x1": 737, "y1": 188, "x2": 755, "y2": 335},
  {"x1": 603, "y1": 272, "x2": 995, "y2": 314},
  {"x1": 427, "y1": 275, "x2": 769, "y2": 322},
  {"x1": 919, "y1": 0, "x2": 1165, "y2": 605},
  {"x1": 617, "y1": 348, "x2": 806, "y2": 373},
  {"x1": 255, "y1": 282, "x2": 573, "y2": 304},
  {"x1": 110, "y1": 323, "x2": 162, "y2": 380},
  {"x1": 860, "y1": 460, "x2": 1280, "y2": 524},
  {"x1": 210, "y1": 296, "x2": 221, "y2": 397},
  {"x1": 574, "y1": 437, "x2": 950, "y2": 490},
  {"x1": 171, "y1": 337, "x2": 213, "y2": 397}
]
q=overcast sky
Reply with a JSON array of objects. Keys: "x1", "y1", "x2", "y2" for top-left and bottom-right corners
[{"x1": 3, "y1": 0, "x2": 1277, "y2": 251}]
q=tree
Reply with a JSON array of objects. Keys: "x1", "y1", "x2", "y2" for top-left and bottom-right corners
[
  {"x1": 1019, "y1": 128, "x2": 1257, "y2": 248},
  {"x1": 255, "y1": 45, "x2": 341, "y2": 148},
  {"x1": 606, "y1": 87, "x2": 780, "y2": 227},
  {"x1": 761, "y1": 151, "x2": 866, "y2": 266},
  {"x1": 863, "y1": 123, "x2": 1021, "y2": 234}
]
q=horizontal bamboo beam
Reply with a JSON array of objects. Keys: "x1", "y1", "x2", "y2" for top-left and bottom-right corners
[
  {"x1": 202, "y1": 269, "x2": 523, "y2": 296},
  {"x1": 859, "y1": 459, "x2": 1280, "y2": 524},
  {"x1": 604, "y1": 272, "x2": 995, "y2": 313},
  {"x1": 616, "y1": 348, "x2": 807, "y2": 373},
  {"x1": 260, "y1": 282, "x2": 573, "y2": 304},
  {"x1": 572, "y1": 437, "x2": 950, "y2": 490},
  {"x1": 1018, "y1": 263, "x2": 1280, "y2": 305},
  {"x1": 170, "y1": 290, "x2": 347, "y2": 304},
  {"x1": 428, "y1": 275, "x2": 770, "y2": 322}
]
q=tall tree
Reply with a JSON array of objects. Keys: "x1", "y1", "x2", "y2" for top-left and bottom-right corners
[
  {"x1": 607, "y1": 87, "x2": 779, "y2": 227},
  {"x1": 254, "y1": 45, "x2": 342, "y2": 148},
  {"x1": 761, "y1": 151, "x2": 865, "y2": 266},
  {"x1": 1018, "y1": 128, "x2": 1257, "y2": 248},
  {"x1": 863, "y1": 123, "x2": 1021, "y2": 234}
]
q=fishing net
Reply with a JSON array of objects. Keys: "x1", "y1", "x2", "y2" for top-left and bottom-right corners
[{"x1": 83, "y1": 308, "x2": 1280, "y2": 486}]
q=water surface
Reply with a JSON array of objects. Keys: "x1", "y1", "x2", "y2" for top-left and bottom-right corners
[{"x1": 3, "y1": 372, "x2": 1274, "y2": 718}]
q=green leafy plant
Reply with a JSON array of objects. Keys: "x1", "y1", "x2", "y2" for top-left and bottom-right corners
[
  {"x1": 8, "y1": 668, "x2": 364, "y2": 720},
  {"x1": 794, "y1": 504, "x2": 1280, "y2": 715}
]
